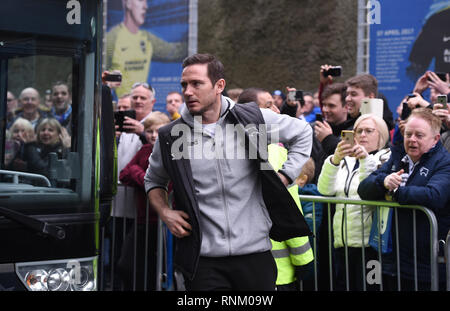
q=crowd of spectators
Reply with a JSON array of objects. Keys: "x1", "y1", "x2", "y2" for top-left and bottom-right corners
[
  {"x1": 99, "y1": 62, "x2": 449, "y2": 291},
  {"x1": 9, "y1": 58, "x2": 447, "y2": 291}
]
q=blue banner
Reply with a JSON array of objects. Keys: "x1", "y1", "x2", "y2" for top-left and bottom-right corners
[
  {"x1": 106, "y1": 0, "x2": 189, "y2": 112},
  {"x1": 369, "y1": 0, "x2": 450, "y2": 119}
]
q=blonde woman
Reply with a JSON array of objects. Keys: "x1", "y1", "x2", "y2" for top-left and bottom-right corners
[
  {"x1": 23, "y1": 118, "x2": 70, "y2": 177},
  {"x1": 317, "y1": 113, "x2": 391, "y2": 290},
  {"x1": 6, "y1": 118, "x2": 35, "y2": 169}
]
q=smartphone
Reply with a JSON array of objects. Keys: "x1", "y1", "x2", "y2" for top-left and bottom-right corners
[
  {"x1": 437, "y1": 94, "x2": 448, "y2": 109},
  {"x1": 114, "y1": 109, "x2": 136, "y2": 132},
  {"x1": 104, "y1": 72, "x2": 122, "y2": 82},
  {"x1": 341, "y1": 130, "x2": 355, "y2": 147},
  {"x1": 323, "y1": 66, "x2": 342, "y2": 77},
  {"x1": 288, "y1": 90, "x2": 296, "y2": 102},
  {"x1": 315, "y1": 113, "x2": 323, "y2": 122},
  {"x1": 295, "y1": 90, "x2": 304, "y2": 105},
  {"x1": 401, "y1": 102, "x2": 411, "y2": 120},
  {"x1": 436, "y1": 72, "x2": 447, "y2": 82},
  {"x1": 428, "y1": 72, "x2": 447, "y2": 82}
]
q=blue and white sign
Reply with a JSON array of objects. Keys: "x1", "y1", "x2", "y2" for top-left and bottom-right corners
[{"x1": 369, "y1": 0, "x2": 450, "y2": 119}]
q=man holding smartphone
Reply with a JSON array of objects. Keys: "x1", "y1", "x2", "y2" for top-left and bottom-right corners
[{"x1": 113, "y1": 82, "x2": 156, "y2": 223}]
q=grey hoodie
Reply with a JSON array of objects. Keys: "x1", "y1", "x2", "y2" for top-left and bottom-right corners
[{"x1": 144, "y1": 96, "x2": 312, "y2": 257}]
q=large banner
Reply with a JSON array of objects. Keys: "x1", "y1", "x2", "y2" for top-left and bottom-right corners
[
  {"x1": 369, "y1": 0, "x2": 450, "y2": 118},
  {"x1": 106, "y1": 0, "x2": 189, "y2": 112}
]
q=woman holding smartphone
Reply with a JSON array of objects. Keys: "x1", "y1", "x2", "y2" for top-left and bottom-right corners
[{"x1": 317, "y1": 113, "x2": 391, "y2": 291}]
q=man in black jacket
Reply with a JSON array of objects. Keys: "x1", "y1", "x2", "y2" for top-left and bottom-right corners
[{"x1": 144, "y1": 53, "x2": 312, "y2": 291}]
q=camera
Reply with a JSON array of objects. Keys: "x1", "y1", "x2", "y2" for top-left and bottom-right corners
[
  {"x1": 114, "y1": 109, "x2": 136, "y2": 132},
  {"x1": 287, "y1": 90, "x2": 305, "y2": 105},
  {"x1": 104, "y1": 72, "x2": 122, "y2": 82},
  {"x1": 400, "y1": 94, "x2": 417, "y2": 120},
  {"x1": 323, "y1": 66, "x2": 342, "y2": 77},
  {"x1": 401, "y1": 102, "x2": 411, "y2": 120}
]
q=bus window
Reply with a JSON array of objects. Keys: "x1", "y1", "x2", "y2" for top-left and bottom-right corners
[{"x1": 1, "y1": 36, "x2": 83, "y2": 192}]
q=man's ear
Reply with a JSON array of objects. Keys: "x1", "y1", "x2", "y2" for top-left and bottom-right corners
[
  {"x1": 215, "y1": 79, "x2": 226, "y2": 95},
  {"x1": 433, "y1": 133, "x2": 441, "y2": 145},
  {"x1": 369, "y1": 92, "x2": 376, "y2": 99}
]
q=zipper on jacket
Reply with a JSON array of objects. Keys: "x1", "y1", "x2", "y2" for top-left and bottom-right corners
[
  {"x1": 213, "y1": 136, "x2": 233, "y2": 256},
  {"x1": 341, "y1": 158, "x2": 358, "y2": 246}
]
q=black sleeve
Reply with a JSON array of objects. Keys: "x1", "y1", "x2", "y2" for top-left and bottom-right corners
[
  {"x1": 99, "y1": 85, "x2": 117, "y2": 200},
  {"x1": 321, "y1": 134, "x2": 340, "y2": 157},
  {"x1": 280, "y1": 101, "x2": 298, "y2": 117},
  {"x1": 378, "y1": 93, "x2": 394, "y2": 131},
  {"x1": 24, "y1": 144, "x2": 48, "y2": 176}
]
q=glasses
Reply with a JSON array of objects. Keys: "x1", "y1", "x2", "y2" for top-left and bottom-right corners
[
  {"x1": 131, "y1": 82, "x2": 155, "y2": 96},
  {"x1": 355, "y1": 128, "x2": 377, "y2": 136},
  {"x1": 132, "y1": 82, "x2": 151, "y2": 90}
]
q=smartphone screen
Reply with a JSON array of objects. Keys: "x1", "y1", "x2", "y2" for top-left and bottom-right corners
[{"x1": 437, "y1": 95, "x2": 448, "y2": 109}]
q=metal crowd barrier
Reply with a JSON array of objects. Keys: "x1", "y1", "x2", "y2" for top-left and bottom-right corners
[
  {"x1": 446, "y1": 230, "x2": 450, "y2": 291},
  {"x1": 98, "y1": 184, "x2": 174, "y2": 291},
  {"x1": 97, "y1": 189, "x2": 447, "y2": 291},
  {"x1": 298, "y1": 195, "x2": 443, "y2": 291}
]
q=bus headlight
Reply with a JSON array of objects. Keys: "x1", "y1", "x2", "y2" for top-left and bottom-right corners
[{"x1": 16, "y1": 257, "x2": 97, "y2": 291}]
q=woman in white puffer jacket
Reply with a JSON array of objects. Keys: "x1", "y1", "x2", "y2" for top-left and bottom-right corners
[{"x1": 317, "y1": 113, "x2": 391, "y2": 290}]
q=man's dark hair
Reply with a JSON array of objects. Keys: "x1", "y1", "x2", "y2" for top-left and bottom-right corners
[
  {"x1": 182, "y1": 53, "x2": 225, "y2": 86},
  {"x1": 237, "y1": 87, "x2": 267, "y2": 104},
  {"x1": 303, "y1": 91, "x2": 314, "y2": 98},
  {"x1": 321, "y1": 83, "x2": 347, "y2": 106}
]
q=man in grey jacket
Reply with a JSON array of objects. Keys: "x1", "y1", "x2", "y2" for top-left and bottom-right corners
[{"x1": 144, "y1": 53, "x2": 312, "y2": 290}]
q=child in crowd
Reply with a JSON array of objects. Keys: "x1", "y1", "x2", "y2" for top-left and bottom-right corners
[
  {"x1": 118, "y1": 111, "x2": 171, "y2": 290},
  {"x1": 296, "y1": 157, "x2": 324, "y2": 237}
]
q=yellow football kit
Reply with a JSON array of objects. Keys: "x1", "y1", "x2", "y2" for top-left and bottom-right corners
[{"x1": 106, "y1": 23, "x2": 187, "y2": 97}]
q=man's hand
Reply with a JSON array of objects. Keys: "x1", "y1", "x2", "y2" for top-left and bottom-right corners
[
  {"x1": 428, "y1": 71, "x2": 450, "y2": 95},
  {"x1": 320, "y1": 64, "x2": 334, "y2": 85},
  {"x1": 122, "y1": 116, "x2": 144, "y2": 135},
  {"x1": 407, "y1": 92, "x2": 430, "y2": 109},
  {"x1": 383, "y1": 169, "x2": 404, "y2": 191},
  {"x1": 314, "y1": 120, "x2": 333, "y2": 142},
  {"x1": 432, "y1": 103, "x2": 450, "y2": 126},
  {"x1": 160, "y1": 208, "x2": 192, "y2": 238},
  {"x1": 285, "y1": 86, "x2": 299, "y2": 107},
  {"x1": 277, "y1": 172, "x2": 289, "y2": 186},
  {"x1": 148, "y1": 188, "x2": 191, "y2": 239},
  {"x1": 413, "y1": 72, "x2": 429, "y2": 94}
]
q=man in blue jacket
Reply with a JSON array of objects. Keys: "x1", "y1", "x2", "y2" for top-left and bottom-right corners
[{"x1": 358, "y1": 108, "x2": 450, "y2": 290}]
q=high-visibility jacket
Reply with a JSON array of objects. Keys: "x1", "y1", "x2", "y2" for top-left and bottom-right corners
[{"x1": 268, "y1": 144, "x2": 314, "y2": 285}]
